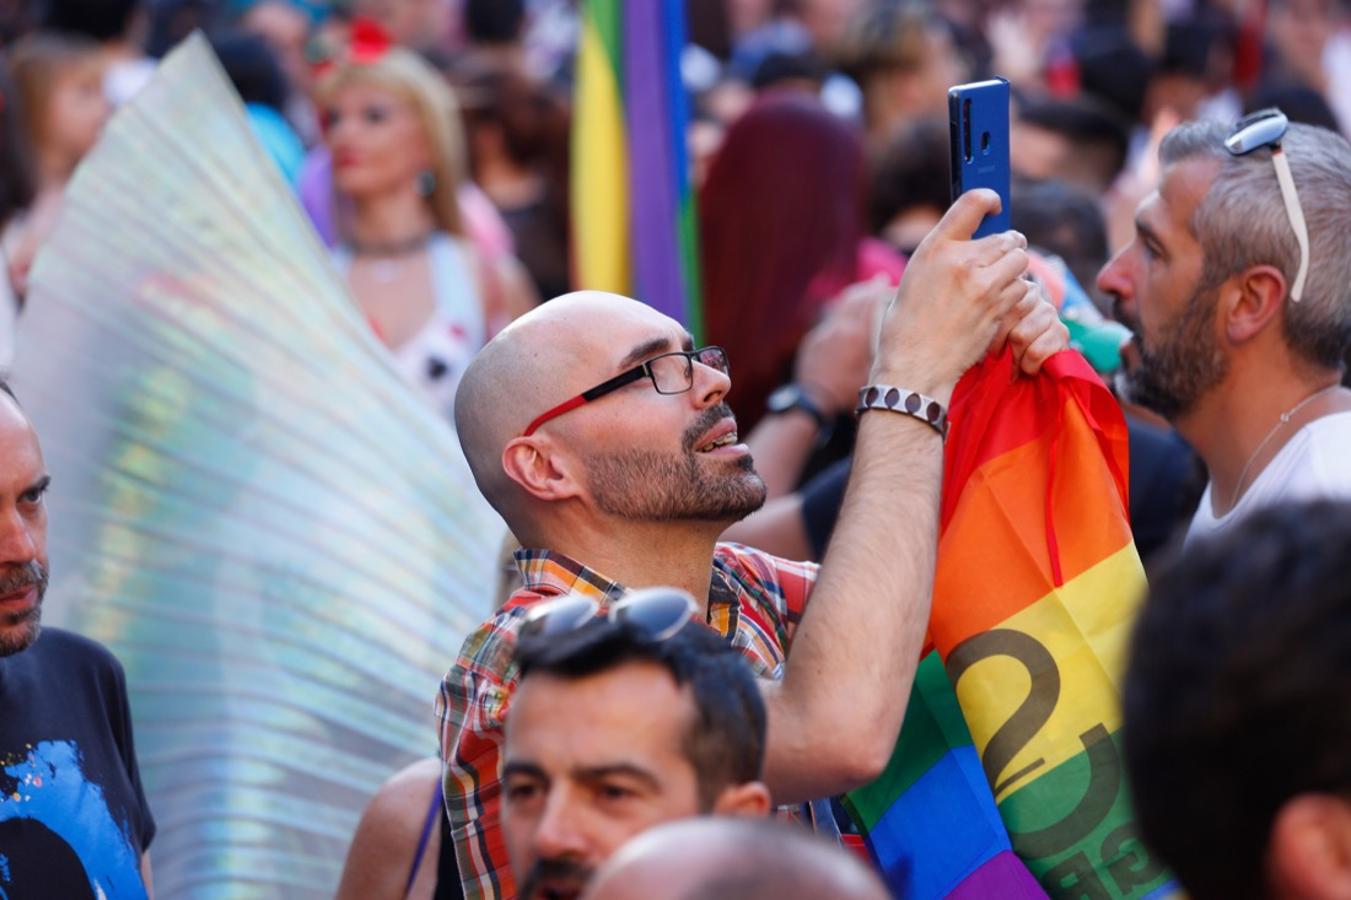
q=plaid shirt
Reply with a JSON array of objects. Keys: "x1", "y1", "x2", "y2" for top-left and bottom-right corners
[{"x1": 434, "y1": 543, "x2": 818, "y2": 900}]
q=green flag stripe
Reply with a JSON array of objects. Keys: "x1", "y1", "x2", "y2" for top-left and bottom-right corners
[
  {"x1": 997, "y1": 727, "x2": 1170, "y2": 898},
  {"x1": 844, "y1": 652, "x2": 975, "y2": 829}
]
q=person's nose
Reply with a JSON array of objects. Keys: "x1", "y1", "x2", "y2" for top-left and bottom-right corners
[
  {"x1": 690, "y1": 355, "x2": 731, "y2": 410},
  {"x1": 530, "y1": 787, "x2": 590, "y2": 863},
  {"x1": 1097, "y1": 247, "x2": 1135, "y2": 322},
  {"x1": 0, "y1": 505, "x2": 37, "y2": 567}
]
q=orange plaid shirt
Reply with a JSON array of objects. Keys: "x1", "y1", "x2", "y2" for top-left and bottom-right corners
[{"x1": 434, "y1": 543, "x2": 817, "y2": 900}]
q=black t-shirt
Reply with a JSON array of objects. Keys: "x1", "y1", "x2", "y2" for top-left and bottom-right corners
[{"x1": 0, "y1": 628, "x2": 155, "y2": 898}]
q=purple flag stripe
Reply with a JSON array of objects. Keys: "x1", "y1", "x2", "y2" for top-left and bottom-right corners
[{"x1": 623, "y1": 0, "x2": 686, "y2": 324}]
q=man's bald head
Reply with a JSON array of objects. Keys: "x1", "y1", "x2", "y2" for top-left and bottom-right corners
[
  {"x1": 454, "y1": 292, "x2": 686, "y2": 518},
  {"x1": 581, "y1": 818, "x2": 890, "y2": 900}
]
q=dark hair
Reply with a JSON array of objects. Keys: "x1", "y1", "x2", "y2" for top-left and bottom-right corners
[
  {"x1": 1069, "y1": 24, "x2": 1152, "y2": 122},
  {"x1": 211, "y1": 29, "x2": 289, "y2": 112},
  {"x1": 1011, "y1": 177, "x2": 1110, "y2": 299},
  {"x1": 1016, "y1": 93, "x2": 1131, "y2": 188},
  {"x1": 464, "y1": 0, "x2": 524, "y2": 44},
  {"x1": 515, "y1": 618, "x2": 766, "y2": 807},
  {"x1": 867, "y1": 116, "x2": 950, "y2": 237},
  {"x1": 1123, "y1": 500, "x2": 1351, "y2": 900},
  {"x1": 0, "y1": 58, "x2": 36, "y2": 230},
  {"x1": 1247, "y1": 82, "x2": 1341, "y2": 133},
  {"x1": 42, "y1": 0, "x2": 142, "y2": 41}
]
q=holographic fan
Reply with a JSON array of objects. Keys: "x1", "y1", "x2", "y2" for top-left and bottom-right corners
[{"x1": 10, "y1": 33, "x2": 504, "y2": 899}]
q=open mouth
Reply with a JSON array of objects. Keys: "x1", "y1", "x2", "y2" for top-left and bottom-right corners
[{"x1": 696, "y1": 430, "x2": 739, "y2": 452}]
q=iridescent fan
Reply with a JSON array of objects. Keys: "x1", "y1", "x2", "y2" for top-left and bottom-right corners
[{"x1": 10, "y1": 34, "x2": 504, "y2": 898}]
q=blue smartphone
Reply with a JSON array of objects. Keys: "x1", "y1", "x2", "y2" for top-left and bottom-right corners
[{"x1": 948, "y1": 78, "x2": 1011, "y2": 238}]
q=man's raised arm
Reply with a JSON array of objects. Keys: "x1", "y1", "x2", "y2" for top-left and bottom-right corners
[{"x1": 760, "y1": 190, "x2": 1035, "y2": 804}]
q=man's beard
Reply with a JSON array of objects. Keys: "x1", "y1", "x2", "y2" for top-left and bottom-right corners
[
  {"x1": 1117, "y1": 282, "x2": 1229, "y2": 421},
  {"x1": 583, "y1": 404, "x2": 768, "y2": 523},
  {"x1": 0, "y1": 560, "x2": 48, "y2": 657},
  {"x1": 519, "y1": 857, "x2": 593, "y2": 900}
]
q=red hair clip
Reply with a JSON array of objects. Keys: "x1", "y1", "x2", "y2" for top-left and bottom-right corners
[
  {"x1": 347, "y1": 17, "x2": 394, "y2": 64},
  {"x1": 308, "y1": 16, "x2": 394, "y2": 80}
]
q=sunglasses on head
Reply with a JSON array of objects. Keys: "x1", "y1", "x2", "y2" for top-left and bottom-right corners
[
  {"x1": 518, "y1": 586, "x2": 701, "y2": 643},
  {"x1": 1223, "y1": 108, "x2": 1309, "y2": 303}
]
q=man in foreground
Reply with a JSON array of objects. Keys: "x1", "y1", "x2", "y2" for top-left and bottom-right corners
[
  {"x1": 438, "y1": 190, "x2": 1067, "y2": 897},
  {"x1": 0, "y1": 381, "x2": 156, "y2": 897},
  {"x1": 501, "y1": 603, "x2": 772, "y2": 898},
  {"x1": 1124, "y1": 499, "x2": 1351, "y2": 899}
]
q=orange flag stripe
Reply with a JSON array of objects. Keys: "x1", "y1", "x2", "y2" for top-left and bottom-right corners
[{"x1": 932, "y1": 393, "x2": 1134, "y2": 653}]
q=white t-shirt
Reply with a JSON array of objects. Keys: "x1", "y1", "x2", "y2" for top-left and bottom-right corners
[{"x1": 1188, "y1": 411, "x2": 1351, "y2": 543}]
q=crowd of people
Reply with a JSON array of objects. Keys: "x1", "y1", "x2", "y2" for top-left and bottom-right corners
[{"x1": 2, "y1": 0, "x2": 1351, "y2": 898}]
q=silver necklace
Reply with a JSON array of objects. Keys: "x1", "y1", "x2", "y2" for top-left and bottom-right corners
[
  {"x1": 350, "y1": 232, "x2": 432, "y2": 285},
  {"x1": 1229, "y1": 383, "x2": 1341, "y2": 509}
]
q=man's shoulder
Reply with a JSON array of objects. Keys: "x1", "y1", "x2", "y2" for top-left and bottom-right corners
[
  {"x1": 446, "y1": 596, "x2": 539, "y2": 688},
  {"x1": 714, "y1": 541, "x2": 818, "y2": 583},
  {"x1": 25, "y1": 627, "x2": 123, "y2": 676},
  {"x1": 1273, "y1": 411, "x2": 1351, "y2": 495}
]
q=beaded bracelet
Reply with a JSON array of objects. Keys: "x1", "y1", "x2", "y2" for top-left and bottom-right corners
[{"x1": 855, "y1": 384, "x2": 949, "y2": 440}]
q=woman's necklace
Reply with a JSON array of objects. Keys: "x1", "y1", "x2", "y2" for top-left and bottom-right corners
[
  {"x1": 1229, "y1": 383, "x2": 1342, "y2": 510},
  {"x1": 350, "y1": 232, "x2": 433, "y2": 284}
]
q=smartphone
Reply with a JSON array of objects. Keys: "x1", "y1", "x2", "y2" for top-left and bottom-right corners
[{"x1": 948, "y1": 78, "x2": 1011, "y2": 239}]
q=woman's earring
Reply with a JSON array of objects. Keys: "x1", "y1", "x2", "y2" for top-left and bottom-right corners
[{"x1": 417, "y1": 170, "x2": 436, "y2": 197}]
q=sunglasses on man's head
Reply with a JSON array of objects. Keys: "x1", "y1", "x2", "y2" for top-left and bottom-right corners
[
  {"x1": 1223, "y1": 108, "x2": 1309, "y2": 303},
  {"x1": 518, "y1": 587, "x2": 701, "y2": 644}
]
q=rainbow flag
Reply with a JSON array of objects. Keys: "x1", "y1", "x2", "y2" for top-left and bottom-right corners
[
  {"x1": 847, "y1": 348, "x2": 1176, "y2": 898},
  {"x1": 570, "y1": 0, "x2": 703, "y2": 336}
]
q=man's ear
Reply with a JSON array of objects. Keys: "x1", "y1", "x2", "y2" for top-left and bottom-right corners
[
  {"x1": 1267, "y1": 794, "x2": 1351, "y2": 900},
  {"x1": 501, "y1": 437, "x2": 584, "y2": 502},
  {"x1": 710, "y1": 781, "x2": 773, "y2": 818},
  {"x1": 1224, "y1": 264, "x2": 1288, "y2": 345}
]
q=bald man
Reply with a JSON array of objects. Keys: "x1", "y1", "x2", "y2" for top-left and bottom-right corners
[
  {"x1": 0, "y1": 381, "x2": 156, "y2": 895},
  {"x1": 581, "y1": 818, "x2": 889, "y2": 900},
  {"x1": 436, "y1": 190, "x2": 1068, "y2": 900}
]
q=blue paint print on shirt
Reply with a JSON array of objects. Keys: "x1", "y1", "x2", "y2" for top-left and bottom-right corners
[{"x1": 0, "y1": 740, "x2": 147, "y2": 899}]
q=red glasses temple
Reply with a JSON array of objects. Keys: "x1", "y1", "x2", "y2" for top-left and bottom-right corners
[{"x1": 522, "y1": 395, "x2": 589, "y2": 437}]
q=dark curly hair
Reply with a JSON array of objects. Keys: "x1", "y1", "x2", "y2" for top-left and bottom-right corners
[{"x1": 1123, "y1": 500, "x2": 1351, "y2": 899}]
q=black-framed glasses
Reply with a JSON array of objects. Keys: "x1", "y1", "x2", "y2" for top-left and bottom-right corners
[
  {"x1": 522, "y1": 346, "x2": 730, "y2": 436},
  {"x1": 518, "y1": 586, "x2": 700, "y2": 643},
  {"x1": 1224, "y1": 108, "x2": 1310, "y2": 303}
]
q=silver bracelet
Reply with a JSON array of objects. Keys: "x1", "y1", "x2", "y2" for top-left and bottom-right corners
[{"x1": 855, "y1": 384, "x2": 949, "y2": 440}]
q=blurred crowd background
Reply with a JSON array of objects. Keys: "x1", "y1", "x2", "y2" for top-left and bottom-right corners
[
  {"x1": 2, "y1": 0, "x2": 1350, "y2": 895},
  {"x1": 2, "y1": 0, "x2": 1347, "y2": 386}
]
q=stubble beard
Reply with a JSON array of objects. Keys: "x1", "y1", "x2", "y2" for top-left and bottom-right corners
[
  {"x1": 1120, "y1": 282, "x2": 1229, "y2": 421},
  {"x1": 583, "y1": 405, "x2": 769, "y2": 523},
  {"x1": 0, "y1": 561, "x2": 48, "y2": 657}
]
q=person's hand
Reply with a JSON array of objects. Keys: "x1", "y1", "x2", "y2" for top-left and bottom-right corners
[
  {"x1": 795, "y1": 276, "x2": 889, "y2": 415},
  {"x1": 989, "y1": 278, "x2": 1070, "y2": 375},
  {"x1": 872, "y1": 190, "x2": 1030, "y2": 402}
]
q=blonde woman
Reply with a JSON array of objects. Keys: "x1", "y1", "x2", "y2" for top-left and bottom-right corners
[{"x1": 318, "y1": 46, "x2": 529, "y2": 421}]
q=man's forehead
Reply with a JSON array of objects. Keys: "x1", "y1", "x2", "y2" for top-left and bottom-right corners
[
  {"x1": 507, "y1": 661, "x2": 692, "y2": 746},
  {"x1": 0, "y1": 399, "x2": 42, "y2": 477},
  {"x1": 1155, "y1": 158, "x2": 1219, "y2": 230}
]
